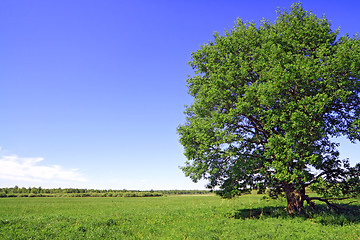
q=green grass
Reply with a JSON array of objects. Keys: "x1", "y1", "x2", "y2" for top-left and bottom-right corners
[{"x1": 1, "y1": 195, "x2": 360, "y2": 239}]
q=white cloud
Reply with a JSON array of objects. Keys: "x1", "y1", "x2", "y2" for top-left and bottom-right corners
[{"x1": 0, "y1": 155, "x2": 87, "y2": 183}]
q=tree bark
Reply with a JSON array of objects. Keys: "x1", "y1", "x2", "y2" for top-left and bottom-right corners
[{"x1": 283, "y1": 183, "x2": 306, "y2": 214}]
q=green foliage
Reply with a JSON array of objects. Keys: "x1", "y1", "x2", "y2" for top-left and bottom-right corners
[
  {"x1": 1, "y1": 195, "x2": 360, "y2": 239},
  {"x1": 0, "y1": 187, "x2": 211, "y2": 198},
  {"x1": 178, "y1": 3, "x2": 360, "y2": 203}
]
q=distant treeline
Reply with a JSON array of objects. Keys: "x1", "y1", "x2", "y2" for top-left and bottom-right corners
[{"x1": 0, "y1": 186, "x2": 211, "y2": 198}]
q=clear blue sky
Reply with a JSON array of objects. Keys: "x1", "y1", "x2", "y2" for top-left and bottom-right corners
[{"x1": 1, "y1": 1, "x2": 359, "y2": 190}]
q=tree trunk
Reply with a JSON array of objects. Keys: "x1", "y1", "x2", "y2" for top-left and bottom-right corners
[{"x1": 283, "y1": 183, "x2": 306, "y2": 214}]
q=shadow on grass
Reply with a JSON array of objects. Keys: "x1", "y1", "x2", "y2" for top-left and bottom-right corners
[{"x1": 230, "y1": 204, "x2": 360, "y2": 226}]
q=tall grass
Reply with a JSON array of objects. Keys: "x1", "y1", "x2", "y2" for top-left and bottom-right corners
[{"x1": 0, "y1": 195, "x2": 359, "y2": 239}]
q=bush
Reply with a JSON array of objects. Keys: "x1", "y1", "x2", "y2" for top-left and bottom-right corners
[{"x1": 124, "y1": 193, "x2": 136, "y2": 197}]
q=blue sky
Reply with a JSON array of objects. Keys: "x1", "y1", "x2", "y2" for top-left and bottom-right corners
[{"x1": 1, "y1": 0, "x2": 359, "y2": 190}]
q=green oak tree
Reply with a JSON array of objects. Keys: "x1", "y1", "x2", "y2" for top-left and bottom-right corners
[{"x1": 178, "y1": 3, "x2": 360, "y2": 213}]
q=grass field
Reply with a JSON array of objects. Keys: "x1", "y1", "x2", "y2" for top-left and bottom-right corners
[{"x1": 1, "y1": 194, "x2": 360, "y2": 239}]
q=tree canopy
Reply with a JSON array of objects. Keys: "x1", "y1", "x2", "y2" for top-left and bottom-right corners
[{"x1": 178, "y1": 3, "x2": 360, "y2": 213}]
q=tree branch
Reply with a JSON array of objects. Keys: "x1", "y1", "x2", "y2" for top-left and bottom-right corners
[
  {"x1": 306, "y1": 196, "x2": 355, "y2": 210},
  {"x1": 303, "y1": 171, "x2": 327, "y2": 187}
]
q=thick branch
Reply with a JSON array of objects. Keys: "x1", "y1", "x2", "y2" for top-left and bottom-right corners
[
  {"x1": 243, "y1": 114, "x2": 269, "y2": 138},
  {"x1": 306, "y1": 196, "x2": 355, "y2": 210}
]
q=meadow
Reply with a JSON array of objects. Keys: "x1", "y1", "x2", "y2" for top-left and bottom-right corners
[{"x1": 1, "y1": 194, "x2": 360, "y2": 239}]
